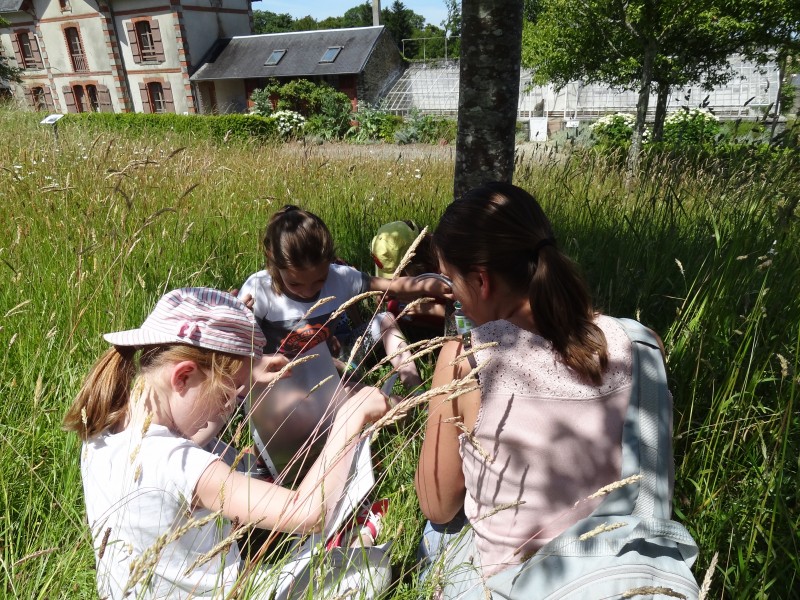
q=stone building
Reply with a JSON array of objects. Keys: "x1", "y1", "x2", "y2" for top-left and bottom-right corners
[
  {"x1": 190, "y1": 26, "x2": 405, "y2": 114},
  {"x1": 0, "y1": 0, "x2": 252, "y2": 113}
]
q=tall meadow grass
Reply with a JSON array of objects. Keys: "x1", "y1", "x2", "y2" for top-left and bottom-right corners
[{"x1": 0, "y1": 107, "x2": 797, "y2": 597}]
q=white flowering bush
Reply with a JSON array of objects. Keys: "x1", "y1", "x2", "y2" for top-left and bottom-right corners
[
  {"x1": 270, "y1": 110, "x2": 305, "y2": 139},
  {"x1": 589, "y1": 113, "x2": 637, "y2": 148},
  {"x1": 663, "y1": 108, "x2": 720, "y2": 146}
]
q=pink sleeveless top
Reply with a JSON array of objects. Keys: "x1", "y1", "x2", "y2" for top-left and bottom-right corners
[{"x1": 461, "y1": 315, "x2": 633, "y2": 577}]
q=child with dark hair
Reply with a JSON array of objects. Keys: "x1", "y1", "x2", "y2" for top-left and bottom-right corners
[
  {"x1": 415, "y1": 183, "x2": 672, "y2": 593},
  {"x1": 238, "y1": 206, "x2": 449, "y2": 480}
]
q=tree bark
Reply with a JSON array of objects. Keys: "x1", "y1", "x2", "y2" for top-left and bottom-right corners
[
  {"x1": 627, "y1": 41, "x2": 656, "y2": 173},
  {"x1": 652, "y1": 82, "x2": 669, "y2": 142},
  {"x1": 454, "y1": 0, "x2": 524, "y2": 200}
]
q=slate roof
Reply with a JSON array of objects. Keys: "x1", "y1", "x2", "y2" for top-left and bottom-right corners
[
  {"x1": 0, "y1": 0, "x2": 24, "y2": 13},
  {"x1": 191, "y1": 26, "x2": 388, "y2": 81}
]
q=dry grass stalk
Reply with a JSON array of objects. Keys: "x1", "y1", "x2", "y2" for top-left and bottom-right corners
[
  {"x1": 370, "y1": 335, "x2": 460, "y2": 372},
  {"x1": 445, "y1": 415, "x2": 493, "y2": 463},
  {"x1": 698, "y1": 551, "x2": 718, "y2": 600},
  {"x1": 247, "y1": 353, "x2": 319, "y2": 412},
  {"x1": 395, "y1": 296, "x2": 436, "y2": 320},
  {"x1": 390, "y1": 226, "x2": 428, "y2": 279},
  {"x1": 12, "y1": 546, "x2": 57, "y2": 568},
  {"x1": 578, "y1": 521, "x2": 627, "y2": 541},
  {"x1": 363, "y1": 377, "x2": 480, "y2": 436},
  {"x1": 586, "y1": 474, "x2": 642, "y2": 500},
  {"x1": 301, "y1": 296, "x2": 335, "y2": 321},
  {"x1": 474, "y1": 500, "x2": 524, "y2": 522},
  {"x1": 184, "y1": 521, "x2": 256, "y2": 574},
  {"x1": 328, "y1": 291, "x2": 384, "y2": 322},
  {"x1": 125, "y1": 510, "x2": 223, "y2": 592},
  {"x1": 449, "y1": 341, "x2": 499, "y2": 366},
  {"x1": 621, "y1": 586, "x2": 686, "y2": 599}
]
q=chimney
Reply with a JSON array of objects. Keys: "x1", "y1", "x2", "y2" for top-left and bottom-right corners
[{"x1": 372, "y1": 0, "x2": 381, "y2": 26}]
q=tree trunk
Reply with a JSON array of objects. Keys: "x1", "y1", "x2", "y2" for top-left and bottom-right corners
[
  {"x1": 454, "y1": 0, "x2": 524, "y2": 200},
  {"x1": 652, "y1": 82, "x2": 669, "y2": 143},
  {"x1": 770, "y1": 55, "x2": 785, "y2": 142},
  {"x1": 627, "y1": 41, "x2": 656, "y2": 173}
]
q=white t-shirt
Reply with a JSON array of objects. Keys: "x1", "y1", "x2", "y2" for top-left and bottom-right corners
[
  {"x1": 239, "y1": 265, "x2": 370, "y2": 477},
  {"x1": 239, "y1": 264, "x2": 369, "y2": 357},
  {"x1": 82, "y1": 425, "x2": 239, "y2": 599}
]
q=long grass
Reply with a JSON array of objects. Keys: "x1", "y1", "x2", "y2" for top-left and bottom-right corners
[{"x1": 1, "y1": 106, "x2": 797, "y2": 598}]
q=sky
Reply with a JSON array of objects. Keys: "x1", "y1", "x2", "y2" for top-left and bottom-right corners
[{"x1": 251, "y1": 1, "x2": 448, "y2": 29}]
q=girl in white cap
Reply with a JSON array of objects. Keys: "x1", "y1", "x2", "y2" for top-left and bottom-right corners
[{"x1": 63, "y1": 287, "x2": 391, "y2": 600}]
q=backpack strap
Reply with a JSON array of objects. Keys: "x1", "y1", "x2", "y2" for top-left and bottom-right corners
[{"x1": 594, "y1": 318, "x2": 673, "y2": 520}]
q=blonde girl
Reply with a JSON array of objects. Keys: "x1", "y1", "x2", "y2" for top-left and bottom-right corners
[{"x1": 64, "y1": 288, "x2": 390, "y2": 599}]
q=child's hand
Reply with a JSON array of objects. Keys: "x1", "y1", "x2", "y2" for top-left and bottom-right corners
[
  {"x1": 419, "y1": 278, "x2": 453, "y2": 302},
  {"x1": 342, "y1": 386, "x2": 392, "y2": 427},
  {"x1": 251, "y1": 353, "x2": 291, "y2": 384},
  {"x1": 239, "y1": 293, "x2": 255, "y2": 310}
]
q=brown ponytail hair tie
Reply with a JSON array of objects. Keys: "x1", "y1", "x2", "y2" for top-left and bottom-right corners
[{"x1": 533, "y1": 237, "x2": 556, "y2": 257}]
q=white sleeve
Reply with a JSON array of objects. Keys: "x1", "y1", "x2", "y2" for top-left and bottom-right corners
[{"x1": 239, "y1": 270, "x2": 271, "y2": 320}]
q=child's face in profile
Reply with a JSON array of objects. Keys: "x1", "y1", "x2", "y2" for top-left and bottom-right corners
[{"x1": 278, "y1": 262, "x2": 329, "y2": 300}]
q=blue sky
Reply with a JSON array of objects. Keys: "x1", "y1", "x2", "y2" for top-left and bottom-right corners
[{"x1": 251, "y1": 1, "x2": 448, "y2": 29}]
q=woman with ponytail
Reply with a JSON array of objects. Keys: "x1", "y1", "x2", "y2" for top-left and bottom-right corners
[{"x1": 415, "y1": 182, "x2": 646, "y2": 585}]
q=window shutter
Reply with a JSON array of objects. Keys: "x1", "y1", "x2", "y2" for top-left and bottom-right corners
[
  {"x1": 24, "y1": 87, "x2": 35, "y2": 108},
  {"x1": 11, "y1": 34, "x2": 24, "y2": 67},
  {"x1": 43, "y1": 86, "x2": 55, "y2": 110},
  {"x1": 150, "y1": 19, "x2": 165, "y2": 63},
  {"x1": 127, "y1": 21, "x2": 141, "y2": 64},
  {"x1": 139, "y1": 82, "x2": 152, "y2": 113},
  {"x1": 97, "y1": 85, "x2": 112, "y2": 112},
  {"x1": 30, "y1": 34, "x2": 43, "y2": 68},
  {"x1": 162, "y1": 81, "x2": 174, "y2": 113},
  {"x1": 62, "y1": 85, "x2": 77, "y2": 113}
]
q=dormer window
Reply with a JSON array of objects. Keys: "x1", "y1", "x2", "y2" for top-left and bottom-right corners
[
  {"x1": 264, "y1": 49, "x2": 286, "y2": 66},
  {"x1": 319, "y1": 46, "x2": 342, "y2": 63}
]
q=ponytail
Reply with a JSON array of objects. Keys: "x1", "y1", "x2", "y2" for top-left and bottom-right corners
[
  {"x1": 63, "y1": 344, "x2": 244, "y2": 441},
  {"x1": 530, "y1": 245, "x2": 607, "y2": 384},
  {"x1": 63, "y1": 346, "x2": 136, "y2": 441},
  {"x1": 434, "y1": 181, "x2": 608, "y2": 383}
]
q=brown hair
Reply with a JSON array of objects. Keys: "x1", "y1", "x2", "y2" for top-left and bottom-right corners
[
  {"x1": 63, "y1": 344, "x2": 244, "y2": 441},
  {"x1": 433, "y1": 182, "x2": 608, "y2": 384},
  {"x1": 263, "y1": 205, "x2": 336, "y2": 295}
]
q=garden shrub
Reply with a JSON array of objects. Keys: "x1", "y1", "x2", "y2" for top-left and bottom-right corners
[
  {"x1": 270, "y1": 109, "x2": 305, "y2": 139},
  {"x1": 61, "y1": 112, "x2": 278, "y2": 142},
  {"x1": 251, "y1": 79, "x2": 353, "y2": 140},
  {"x1": 349, "y1": 103, "x2": 401, "y2": 142},
  {"x1": 394, "y1": 109, "x2": 455, "y2": 144},
  {"x1": 662, "y1": 108, "x2": 720, "y2": 147},
  {"x1": 589, "y1": 112, "x2": 636, "y2": 150}
]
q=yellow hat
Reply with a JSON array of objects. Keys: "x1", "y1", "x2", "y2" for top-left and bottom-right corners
[{"x1": 370, "y1": 220, "x2": 420, "y2": 278}]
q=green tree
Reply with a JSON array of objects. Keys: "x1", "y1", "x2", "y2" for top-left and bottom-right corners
[
  {"x1": 383, "y1": 1, "x2": 425, "y2": 50},
  {"x1": 455, "y1": 0, "x2": 524, "y2": 198},
  {"x1": 522, "y1": 0, "x2": 746, "y2": 168},
  {"x1": 1, "y1": 16, "x2": 20, "y2": 84},
  {"x1": 343, "y1": 3, "x2": 374, "y2": 27},
  {"x1": 252, "y1": 10, "x2": 294, "y2": 34},
  {"x1": 291, "y1": 15, "x2": 321, "y2": 31}
]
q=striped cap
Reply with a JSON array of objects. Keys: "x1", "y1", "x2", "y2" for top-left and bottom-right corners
[{"x1": 103, "y1": 288, "x2": 265, "y2": 358}]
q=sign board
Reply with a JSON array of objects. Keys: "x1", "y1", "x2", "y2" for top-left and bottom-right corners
[
  {"x1": 529, "y1": 117, "x2": 548, "y2": 142},
  {"x1": 565, "y1": 119, "x2": 580, "y2": 128},
  {"x1": 40, "y1": 114, "x2": 65, "y2": 125}
]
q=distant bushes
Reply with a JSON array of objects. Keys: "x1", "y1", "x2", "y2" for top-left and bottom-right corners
[{"x1": 62, "y1": 112, "x2": 279, "y2": 143}]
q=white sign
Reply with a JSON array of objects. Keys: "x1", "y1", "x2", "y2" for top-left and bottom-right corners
[
  {"x1": 40, "y1": 114, "x2": 65, "y2": 125},
  {"x1": 565, "y1": 119, "x2": 580, "y2": 128},
  {"x1": 529, "y1": 117, "x2": 548, "y2": 142}
]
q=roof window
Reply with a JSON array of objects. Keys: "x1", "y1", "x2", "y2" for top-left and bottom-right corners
[
  {"x1": 319, "y1": 46, "x2": 343, "y2": 63},
  {"x1": 264, "y1": 49, "x2": 286, "y2": 66}
]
